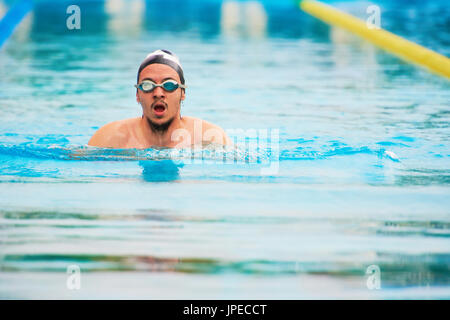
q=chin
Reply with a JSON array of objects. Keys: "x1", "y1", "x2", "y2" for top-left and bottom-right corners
[{"x1": 146, "y1": 115, "x2": 175, "y2": 134}]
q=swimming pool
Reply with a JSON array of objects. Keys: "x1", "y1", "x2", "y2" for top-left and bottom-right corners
[{"x1": 0, "y1": 0, "x2": 449, "y2": 299}]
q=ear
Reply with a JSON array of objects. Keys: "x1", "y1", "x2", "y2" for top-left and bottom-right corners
[
  {"x1": 181, "y1": 89, "x2": 185, "y2": 101},
  {"x1": 136, "y1": 90, "x2": 140, "y2": 104}
]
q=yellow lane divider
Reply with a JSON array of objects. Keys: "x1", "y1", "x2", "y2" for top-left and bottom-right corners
[{"x1": 299, "y1": 0, "x2": 450, "y2": 79}]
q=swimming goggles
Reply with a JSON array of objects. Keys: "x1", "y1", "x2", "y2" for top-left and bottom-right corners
[{"x1": 135, "y1": 79, "x2": 187, "y2": 93}]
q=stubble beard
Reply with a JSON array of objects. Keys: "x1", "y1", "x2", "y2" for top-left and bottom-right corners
[
  {"x1": 141, "y1": 97, "x2": 182, "y2": 135},
  {"x1": 145, "y1": 115, "x2": 175, "y2": 135}
]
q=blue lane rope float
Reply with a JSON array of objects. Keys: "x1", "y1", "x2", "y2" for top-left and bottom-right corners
[
  {"x1": 0, "y1": 0, "x2": 33, "y2": 48},
  {"x1": 299, "y1": 0, "x2": 450, "y2": 79}
]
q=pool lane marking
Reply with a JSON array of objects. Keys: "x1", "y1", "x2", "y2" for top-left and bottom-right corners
[
  {"x1": 0, "y1": 0, "x2": 33, "y2": 48},
  {"x1": 299, "y1": 0, "x2": 450, "y2": 79}
]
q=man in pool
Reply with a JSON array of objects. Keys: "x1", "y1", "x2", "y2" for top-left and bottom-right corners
[{"x1": 88, "y1": 49, "x2": 231, "y2": 148}]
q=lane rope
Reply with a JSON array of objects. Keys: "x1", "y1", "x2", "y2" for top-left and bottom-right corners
[
  {"x1": 300, "y1": 0, "x2": 450, "y2": 79},
  {"x1": 0, "y1": 0, "x2": 33, "y2": 48}
]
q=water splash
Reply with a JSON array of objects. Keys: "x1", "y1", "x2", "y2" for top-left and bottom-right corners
[{"x1": 0, "y1": 141, "x2": 400, "y2": 163}]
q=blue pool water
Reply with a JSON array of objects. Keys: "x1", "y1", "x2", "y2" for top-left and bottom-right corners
[{"x1": 0, "y1": 0, "x2": 449, "y2": 299}]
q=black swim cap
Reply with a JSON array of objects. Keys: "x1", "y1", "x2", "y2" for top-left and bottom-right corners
[{"x1": 137, "y1": 49, "x2": 185, "y2": 85}]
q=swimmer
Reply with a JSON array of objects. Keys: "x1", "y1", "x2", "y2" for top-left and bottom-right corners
[{"x1": 88, "y1": 49, "x2": 231, "y2": 149}]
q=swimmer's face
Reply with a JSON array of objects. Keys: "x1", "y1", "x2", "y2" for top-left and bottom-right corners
[{"x1": 136, "y1": 63, "x2": 185, "y2": 127}]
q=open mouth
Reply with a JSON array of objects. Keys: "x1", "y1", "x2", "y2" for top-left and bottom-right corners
[{"x1": 152, "y1": 102, "x2": 167, "y2": 116}]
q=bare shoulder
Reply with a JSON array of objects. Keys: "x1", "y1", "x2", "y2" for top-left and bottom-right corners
[
  {"x1": 183, "y1": 116, "x2": 232, "y2": 145},
  {"x1": 88, "y1": 118, "x2": 139, "y2": 148}
]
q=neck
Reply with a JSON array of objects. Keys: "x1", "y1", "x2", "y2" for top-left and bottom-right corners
[{"x1": 140, "y1": 114, "x2": 184, "y2": 147}]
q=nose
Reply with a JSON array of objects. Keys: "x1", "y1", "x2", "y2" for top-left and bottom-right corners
[{"x1": 152, "y1": 86, "x2": 165, "y2": 99}]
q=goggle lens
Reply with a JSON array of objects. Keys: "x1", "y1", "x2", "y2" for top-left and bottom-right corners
[
  {"x1": 140, "y1": 82, "x2": 155, "y2": 91},
  {"x1": 162, "y1": 81, "x2": 178, "y2": 91}
]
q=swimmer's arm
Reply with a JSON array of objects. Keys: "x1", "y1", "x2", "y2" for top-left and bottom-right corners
[{"x1": 88, "y1": 121, "x2": 128, "y2": 148}]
